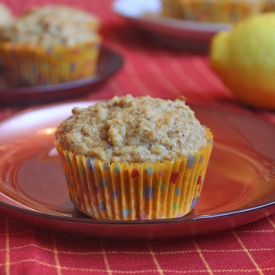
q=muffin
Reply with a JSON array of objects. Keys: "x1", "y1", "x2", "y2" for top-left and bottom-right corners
[
  {"x1": 0, "y1": 5, "x2": 101, "y2": 86},
  {"x1": 161, "y1": 0, "x2": 184, "y2": 19},
  {"x1": 161, "y1": 0, "x2": 264, "y2": 23},
  {"x1": 0, "y1": 2, "x2": 14, "y2": 69},
  {"x1": 54, "y1": 95, "x2": 214, "y2": 220}
]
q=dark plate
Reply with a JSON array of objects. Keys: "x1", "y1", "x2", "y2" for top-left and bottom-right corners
[
  {"x1": 0, "y1": 101, "x2": 275, "y2": 239},
  {"x1": 0, "y1": 47, "x2": 123, "y2": 104}
]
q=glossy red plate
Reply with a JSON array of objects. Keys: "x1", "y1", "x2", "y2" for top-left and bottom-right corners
[
  {"x1": 0, "y1": 47, "x2": 123, "y2": 105},
  {"x1": 0, "y1": 101, "x2": 275, "y2": 239}
]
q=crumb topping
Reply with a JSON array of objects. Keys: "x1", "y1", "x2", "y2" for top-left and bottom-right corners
[
  {"x1": 55, "y1": 95, "x2": 207, "y2": 163},
  {"x1": 0, "y1": 5, "x2": 100, "y2": 46}
]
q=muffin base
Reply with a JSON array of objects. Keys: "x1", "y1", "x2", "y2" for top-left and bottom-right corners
[
  {"x1": 0, "y1": 36, "x2": 101, "y2": 86},
  {"x1": 162, "y1": 0, "x2": 264, "y2": 23},
  {"x1": 54, "y1": 128, "x2": 213, "y2": 220}
]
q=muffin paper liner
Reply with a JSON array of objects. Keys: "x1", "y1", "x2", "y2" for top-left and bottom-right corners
[
  {"x1": 161, "y1": 0, "x2": 184, "y2": 18},
  {"x1": 54, "y1": 128, "x2": 213, "y2": 220},
  {"x1": 0, "y1": 35, "x2": 101, "y2": 86},
  {"x1": 175, "y1": 0, "x2": 263, "y2": 23}
]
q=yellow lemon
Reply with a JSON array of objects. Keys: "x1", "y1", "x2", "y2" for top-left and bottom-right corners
[{"x1": 210, "y1": 12, "x2": 275, "y2": 110}]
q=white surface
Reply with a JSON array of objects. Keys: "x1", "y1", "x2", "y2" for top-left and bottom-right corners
[{"x1": 113, "y1": 0, "x2": 161, "y2": 17}]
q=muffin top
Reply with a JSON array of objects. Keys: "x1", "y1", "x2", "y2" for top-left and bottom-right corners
[
  {"x1": 0, "y1": 5, "x2": 100, "y2": 46},
  {"x1": 55, "y1": 95, "x2": 208, "y2": 164}
]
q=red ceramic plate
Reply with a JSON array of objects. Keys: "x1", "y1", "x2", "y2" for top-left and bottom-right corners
[
  {"x1": 0, "y1": 101, "x2": 275, "y2": 239},
  {"x1": 0, "y1": 46, "x2": 123, "y2": 105}
]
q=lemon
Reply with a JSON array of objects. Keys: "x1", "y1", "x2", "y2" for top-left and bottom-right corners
[{"x1": 210, "y1": 12, "x2": 275, "y2": 110}]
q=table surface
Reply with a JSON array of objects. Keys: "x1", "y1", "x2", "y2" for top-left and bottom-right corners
[{"x1": 1, "y1": 0, "x2": 275, "y2": 274}]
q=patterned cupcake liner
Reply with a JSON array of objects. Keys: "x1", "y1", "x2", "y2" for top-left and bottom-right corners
[
  {"x1": 54, "y1": 128, "x2": 213, "y2": 220},
  {"x1": 0, "y1": 35, "x2": 101, "y2": 86},
  {"x1": 161, "y1": 0, "x2": 184, "y2": 19},
  {"x1": 177, "y1": 0, "x2": 264, "y2": 23}
]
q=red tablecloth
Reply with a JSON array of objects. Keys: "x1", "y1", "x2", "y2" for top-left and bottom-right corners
[{"x1": 1, "y1": 0, "x2": 275, "y2": 274}]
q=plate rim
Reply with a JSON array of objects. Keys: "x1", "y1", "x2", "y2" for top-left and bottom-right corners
[{"x1": 0, "y1": 46, "x2": 124, "y2": 103}]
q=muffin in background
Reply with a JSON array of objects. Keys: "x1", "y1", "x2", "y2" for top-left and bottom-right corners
[
  {"x1": 161, "y1": 0, "x2": 264, "y2": 23},
  {"x1": 161, "y1": 0, "x2": 183, "y2": 19},
  {"x1": 20, "y1": 5, "x2": 101, "y2": 32},
  {"x1": 0, "y1": 2, "x2": 14, "y2": 70},
  {"x1": 54, "y1": 95, "x2": 214, "y2": 220},
  {"x1": 0, "y1": 5, "x2": 101, "y2": 86}
]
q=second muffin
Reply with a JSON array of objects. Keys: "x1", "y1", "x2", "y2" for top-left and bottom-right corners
[
  {"x1": 161, "y1": 0, "x2": 264, "y2": 23},
  {"x1": 0, "y1": 5, "x2": 101, "y2": 86},
  {"x1": 54, "y1": 95, "x2": 214, "y2": 220}
]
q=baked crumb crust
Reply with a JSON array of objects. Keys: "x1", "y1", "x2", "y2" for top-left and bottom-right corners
[
  {"x1": 0, "y1": 5, "x2": 100, "y2": 46},
  {"x1": 55, "y1": 95, "x2": 207, "y2": 163}
]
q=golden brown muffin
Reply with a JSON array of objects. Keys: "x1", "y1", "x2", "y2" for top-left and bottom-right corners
[
  {"x1": 0, "y1": 5, "x2": 101, "y2": 86},
  {"x1": 162, "y1": 0, "x2": 265, "y2": 23},
  {"x1": 54, "y1": 95, "x2": 214, "y2": 220},
  {"x1": 161, "y1": 0, "x2": 184, "y2": 19}
]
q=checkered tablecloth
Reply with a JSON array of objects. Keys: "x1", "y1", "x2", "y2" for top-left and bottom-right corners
[
  {"x1": 1, "y1": 212, "x2": 275, "y2": 274},
  {"x1": 0, "y1": 0, "x2": 275, "y2": 274}
]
